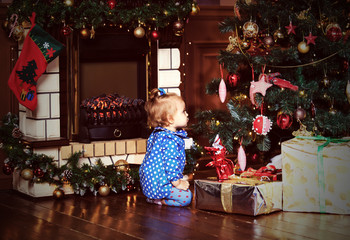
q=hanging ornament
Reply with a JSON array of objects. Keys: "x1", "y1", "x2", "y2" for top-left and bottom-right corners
[
  {"x1": 190, "y1": 2, "x2": 200, "y2": 15},
  {"x1": 346, "y1": 80, "x2": 350, "y2": 104},
  {"x1": 21, "y1": 168, "x2": 34, "y2": 181},
  {"x1": 237, "y1": 143, "x2": 247, "y2": 171},
  {"x1": 134, "y1": 25, "x2": 145, "y2": 38},
  {"x1": 150, "y1": 29, "x2": 160, "y2": 41},
  {"x1": 273, "y1": 28, "x2": 284, "y2": 42},
  {"x1": 80, "y1": 26, "x2": 90, "y2": 39},
  {"x1": 226, "y1": 73, "x2": 239, "y2": 87},
  {"x1": 320, "y1": 73, "x2": 330, "y2": 88},
  {"x1": 239, "y1": 38, "x2": 251, "y2": 50},
  {"x1": 310, "y1": 101, "x2": 316, "y2": 118},
  {"x1": 99, "y1": 185, "x2": 111, "y2": 196},
  {"x1": 90, "y1": 26, "x2": 95, "y2": 39},
  {"x1": 107, "y1": 0, "x2": 116, "y2": 9},
  {"x1": 252, "y1": 115, "x2": 272, "y2": 135},
  {"x1": 285, "y1": 21, "x2": 297, "y2": 35},
  {"x1": 297, "y1": 41, "x2": 309, "y2": 53},
  {"x1": 242, "y1": 21, "x2": 259, "y2": 38},
  {"x1": 294, "y1": 107, "x2": 306, "y2": 120},
  {"x1": 276, "y1": 111, "x2": 293, "y2": 129},
  {"x1": 34, "y1": 168, "x2": 44, "y2": 178},
  {"x1": 63, "y1": 0, "x2": 74, "y2": 7},
  {"x1": 249, "y1": 71, "x2": 273, "y2": 106},
  {"x1": 218, "y1": 79, "x2": 227, "y2": 103},
  {"x1": 218, "y1": 64, "x2": 226, "y2": 103},
  {"x1": 329, "y1": 106, "x2": 337, "y2": 115},
  {"x1": 114, "y1": 159, "x2": 129, "y2": 172},
  {"x1": 11, "y1": 25, "x2": 25, "y2": 41},
  {"x1": 53, "y1": 189, "x2": 65, "y2": 199},
  {"x1": 305, "y1": 32, "x2": 317, "y2": 45},
  {"x1": 173, "y1": 19, "x2": 184, "y2": 37},
  {"x1": 226, "y1": 34, "x2": 240, "y2": 52},
  {"x1": 263, "y1": 35, "x2": 274, "y2": 48},
  {"x1": 2, "y1": 163, "x2": 13, "y2": 175},
  {"x1": 326, "y1": 23, "x2": 342, "y2": 42},
  {"x1": 61, "y1": 24, "x2": 72, "y2": 36}
]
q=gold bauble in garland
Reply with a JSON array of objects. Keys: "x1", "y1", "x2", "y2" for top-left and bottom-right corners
[
  {"x1": 114, "y1": 159, "x2": 129, "y2": 172},
  {"x1": 297, "y1": 41, "x2": 309, "y2": 54},
  {"x1": 134, "y1": 26, "x2": 145, "y2": 38},
  {"x1": 240, "y1": 39, "x2": 251, "y2": 51},
  {"x1": 21, "y1": 168, "x2": 33, "y2": 181},
  {"x1": 98, "y1": 185, "x2": 110, "y2": 197},
  {"x1": 53, "y1": 189, "x2": 65, "y2": 199}
]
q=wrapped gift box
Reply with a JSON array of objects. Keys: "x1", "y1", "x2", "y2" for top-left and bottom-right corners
[
  {"x1": 282, "y1": 137, "x2": 350, "y2": 214},
  {"x1": 194, "y1": 178, "x2": 282, "y2": 216}
]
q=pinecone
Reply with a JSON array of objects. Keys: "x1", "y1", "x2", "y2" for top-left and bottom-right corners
[
  {"x1": 63, "y1": 169, "x2": 73, "y2": 180},
  {"x1": 12, "y1": 127, "x2": 23, "y2": 139}
]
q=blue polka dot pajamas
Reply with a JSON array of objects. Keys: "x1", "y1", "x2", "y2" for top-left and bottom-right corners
[{"x1": 139, "y1": 127, "x2": 193, "y2": 207}]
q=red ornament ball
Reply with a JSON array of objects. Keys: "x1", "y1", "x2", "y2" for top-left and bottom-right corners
[
  {"x1": 294, "y1": 107, "x2": 306, "y2": 120},
  {"x1": 61, "y1": 25, "x2": 72, "y2": 36},
  {"x1": 252, "y1": 115, "x2": 272, "y2": 135},
  {"x1": 277, "y1": 112, "x2": 293, "y2": 129},
  {"x1": 34, "y1": 168, "x2": 45, "y2": 178},
  {"x1": 2, "y1": 163, "x2": 13, "y2": 175},
  {"x1": 151, "y1": 30, "x2": 160, "y2": 41},
  {"x1": 107, "y1": 0, "x2": 116, "y2": 9},
  {"x1": 226, "y1": 73, "x2": 239, "y2": 87},
  {"x1": 326, "y1": 23, "x2": 342, "y2": 42}
]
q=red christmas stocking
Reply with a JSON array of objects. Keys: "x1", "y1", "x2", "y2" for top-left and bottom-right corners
[{"x1": 8, "y1": 12, "x2": 64, "y2": 111}]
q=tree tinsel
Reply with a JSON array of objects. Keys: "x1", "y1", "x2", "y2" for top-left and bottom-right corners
[
  {"x1": 191, "y1": 0, "x2": 350, "y2": 163},
  {"x1": 5, "y1": 0, "x2": 195, "y2": 31}
]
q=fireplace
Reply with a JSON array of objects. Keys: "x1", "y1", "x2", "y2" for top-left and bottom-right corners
[{"x1": 60, "y1": 28, "x2": 156, "y2": 142}]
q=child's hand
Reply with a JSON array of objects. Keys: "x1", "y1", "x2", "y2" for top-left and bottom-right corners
[{"x1": 172, "y1": 179, "x2": 189, "y2": 190}]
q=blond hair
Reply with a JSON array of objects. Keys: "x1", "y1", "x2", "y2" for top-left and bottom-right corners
[{"x1": 145, "y1": 88, "x2": 184, "y2": 128}]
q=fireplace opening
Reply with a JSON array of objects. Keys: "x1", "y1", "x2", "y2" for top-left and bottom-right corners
[{"x1": 62, "y1": 28, "x2": 152, "y2": 142}]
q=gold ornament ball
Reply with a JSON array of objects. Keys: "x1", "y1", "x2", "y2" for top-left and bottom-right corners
[
  {"x1": 297, "y1": 41, "x2": 310, "y2": 54},
  {"x1": 12, "y1": 25, "x2": 25, "y2": 41},
  {"x1": 64, "y1": 0, "x2": 74, "y2": 7},
  {"x1": 190, "y1": 3, "x2": 200, "y2": 16},
  {"x1": 329, "y1": 107, "x2": 337, "y2": 115},
  {"x1": 273, "y1": 29, "x2": 284, "y2": 40},
  {"x1": 240, "y1": 39, "x2": 251, "y2": 50},
  {"x1": 80, "y1": 28, "x2": 90, "y2": 39},
  {"x1": 53, "y1": 189, "x2": 65, "y2": 199},
  {"x1": 321, "y1": 75, "x2": 330, "y2": 88},
  {"x1": 98, "y1": 185, "x2": 110, "y2": 197},
  {"x1": 243, "y1": 21, "x2": 259, "y2": 38},
  {"x1": 115, "y1": 159, "x2": 129, "y2": 172},
  {"x1": 21, "y1": 168, "x2": 34, "y2": 181},
  {"x1": 134, "y1": 26, "x2": 145, "y2": 38}
]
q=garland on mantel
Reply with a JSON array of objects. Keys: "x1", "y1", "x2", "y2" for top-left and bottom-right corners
[
  {"x1": 4, "y1": 0, "x2": 199, "y2": 40},
  {"x1": 0, "y1": 113, "x2": 202, "y2": 198}
]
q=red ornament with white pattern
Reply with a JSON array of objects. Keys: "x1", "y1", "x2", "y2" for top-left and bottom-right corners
[
  {"x1": 252, "y1": 115, "x2": 272, "y2": 135},
  {"x1": 326, "y1": 23, "x2": 342, "y2": 42}
]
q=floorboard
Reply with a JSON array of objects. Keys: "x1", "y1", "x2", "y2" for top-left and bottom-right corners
[{"x1": 1, "y1": 179, "x2": 350, "y2": 240}]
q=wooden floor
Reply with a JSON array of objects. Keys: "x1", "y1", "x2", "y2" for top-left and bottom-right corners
[{"x1": 1, "y1": 176, "x2": 350, "y2": 240}]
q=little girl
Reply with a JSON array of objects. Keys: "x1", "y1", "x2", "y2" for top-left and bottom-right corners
[{"x1": 139, "y1": 88, "x2": 192, "y2": 207}]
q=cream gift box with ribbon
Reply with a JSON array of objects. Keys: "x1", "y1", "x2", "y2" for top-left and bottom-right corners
[{"x1": 282, "y1": 136, "x2": 350, "y2": 214}]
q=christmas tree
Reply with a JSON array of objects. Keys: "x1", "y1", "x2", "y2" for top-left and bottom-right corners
[{"x1": 191, "y1": 0, "x2": 350, "y2": 165}]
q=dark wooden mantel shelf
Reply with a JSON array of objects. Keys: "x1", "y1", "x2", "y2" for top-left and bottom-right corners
[{"x1": 22, "y1": 137, "x2": 70, "y2": 148}]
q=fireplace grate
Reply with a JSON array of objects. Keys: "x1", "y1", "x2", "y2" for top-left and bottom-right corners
[{"x1": 79, "y1": 93, "x2": 148, "y2": 142}]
